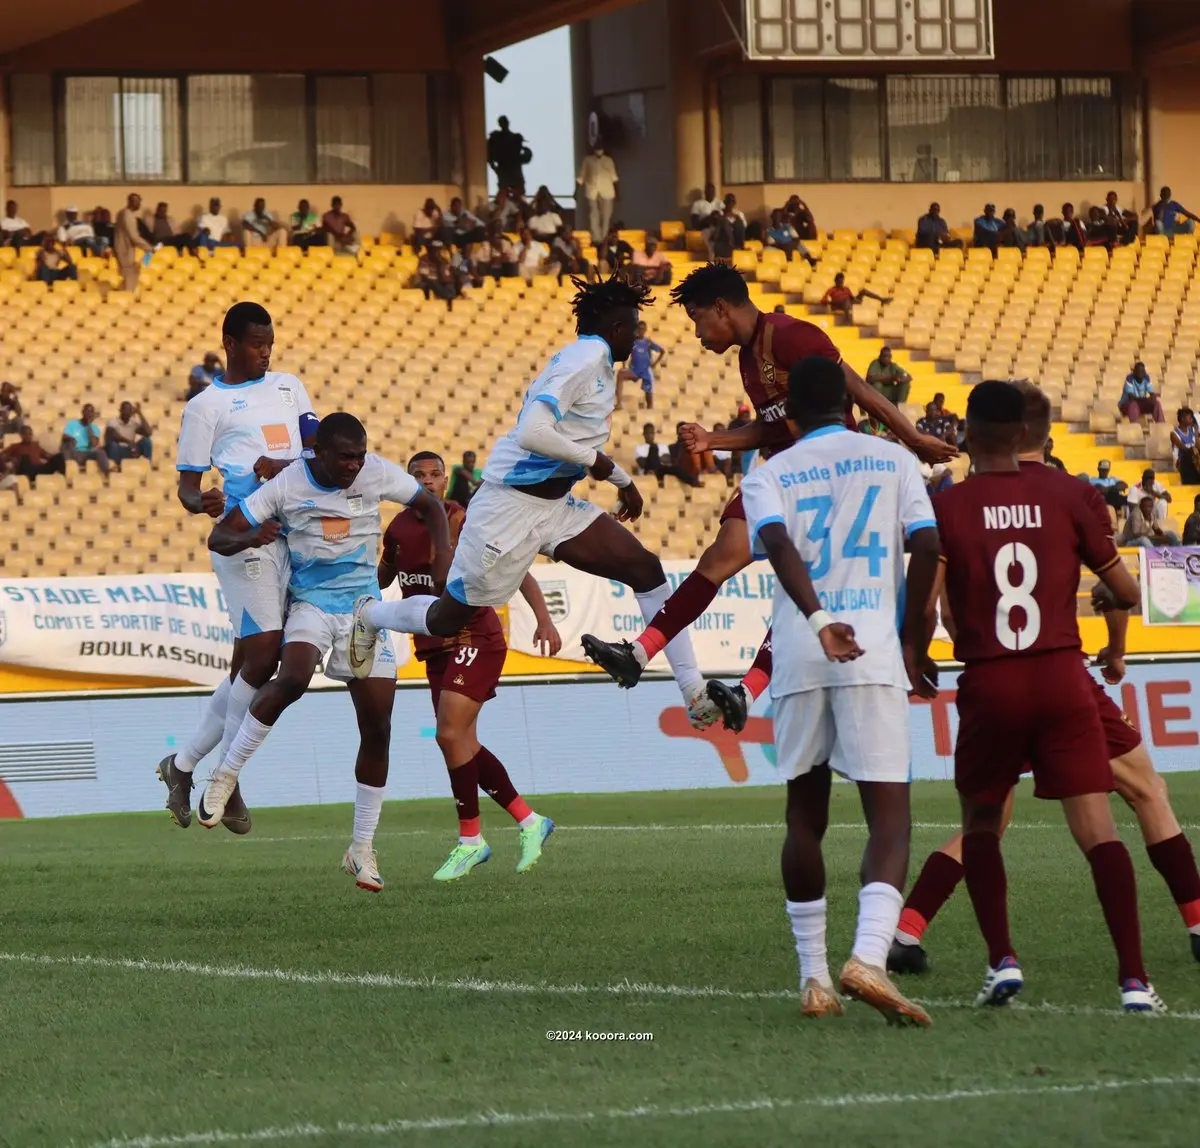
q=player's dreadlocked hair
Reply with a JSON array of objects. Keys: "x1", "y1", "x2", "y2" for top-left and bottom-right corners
[
  {"x1": 570, "y1": 274, "x2": 653, "y2": 335},
  {"x1": 669, "y1": 261, "x2": 750, "y2": 310}
]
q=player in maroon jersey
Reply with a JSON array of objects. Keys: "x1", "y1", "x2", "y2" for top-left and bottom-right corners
[
  {"x1": 583, "y1": 261, "x2": 956, "y2": 693},
  {"x1": 916, "y1": 380, "x2": 1165, "y2": 1012},
  {"x1": 890, "y1": 381, "x2": 1200, "y2": 974},
  {"x1": 379, "y1": 451, "x2": 563, "y2": 881}
]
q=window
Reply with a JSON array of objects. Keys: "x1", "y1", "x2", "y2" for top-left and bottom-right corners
[
  {"x1": 1059, "y1": 78, "x2": 1119, "y2": 178},
  {"x1": 886, "y1": 75, "x2": 1004, "y2": 183},
  {"x1": 1006, "y1": 78, "x2": 1058, "y2": 181},
  {"x1": 62, "y1": 76, "x2": 180, "y2": 182},
  {"x1": 720, "y1": 75, "x2": 765, "y2": 184},
  {"x1": 188, "y1": 74, "x2": 308, "y2": 183},
  {"x1": 372, "y1": 73, "x2": 430, "y2": 183},
  {"x1": 316, "y1": 76, "x2": 371, "y2": 182},
  {"x1": 8, "y1": 75, "x2": 54, "y2": 186},
  {"x1": 769, "y1": 78, "x2": 825, "y2": 182},
  {"x1": 826, "y1": 78, "x2": 882, "y2": 180}
]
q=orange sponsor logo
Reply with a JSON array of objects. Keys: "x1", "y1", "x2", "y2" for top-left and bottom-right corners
[
  {"x1": 261, "y1": 423, "x2": 291, "y2": 452},
  {"x1": 321, "y1": 518, "x2": 351, "y2": 543}
]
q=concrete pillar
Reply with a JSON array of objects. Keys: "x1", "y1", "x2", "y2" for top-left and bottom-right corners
[
  {"x1": 569, "y1": 20, "x2": 593, "y2": 181},
  {"x1": 668, "y1": 0, "x2": 707, "y2": 215},
  {"x1": 455, "y1": 52, "x2": 489, "y2": 212}
]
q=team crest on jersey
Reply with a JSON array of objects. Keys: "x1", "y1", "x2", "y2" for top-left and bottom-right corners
[
  {"x1": 346, "y1": 494, "x2": 364, "y2": 516},
  {"x1": 278, "y1": 386, "x2": 295, "y2": 407},
  {"x1": 481, "y1": 542, "x2": 503, "y2": 569},
  {"x1": 243, "y1": 556, "x2": 262, "y2": 581},
  {"x1": 540, "y1": 580, "x2": 569, "y2": 623},
  {"x1": 761, "y1": 361, "x2": 777, "y2": 385}
]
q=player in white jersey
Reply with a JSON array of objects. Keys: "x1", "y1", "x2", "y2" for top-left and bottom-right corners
[
  {"x1": 347, "y1": 276, "x2": 714, "y2": 725},
  {"x1": 158, "y1": 302, "x2": 317, "y2": 834},
  {"x1": 740, "y1": 356, "x2": 941, "y2": 1027},
  {"x1": 204, "y1": 413, "x2": 451, "y2": 890}
]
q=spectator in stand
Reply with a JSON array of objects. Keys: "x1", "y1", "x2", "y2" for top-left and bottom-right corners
[
  {"x1": 720, "y1": 193, "x2": 747, "y2": 248},
  {"x1": 915, "y1": 203, "x2": 961, "y2": 254},
  {"x1": 669, "y1": 421, "x2": 708, "y2": 487},
  {"x1": 62, "y1": 404, "x2": 111, "y2": 475},
  {"x1": 1126, "y1": 467, "x2": 1172, "y2": 523},
  {"x1": 729, "y1": 401, "x2": 756, "y2": 477},
  {"x1": 486, "y1": 117, "x2": 531, "y2": 195},
  {"x1": 1172, "y1": 407, "x2": 1200, "y2": 485},
  {"x1": 475, "y1": 221, "x2": 518, "y2": 279},
  {"x1": 865, "y1": 345, "x2": 911, "y2": 406},
  {"x1": 322, "y1": 197, "x2": 359, "y2": 255},
  {"x1": 289, "y1": 200, "x2": 325, "y2": 249},
  {"x1": 972, "y1": 203, "x2": 1002, "y2": 254},
  {"x1": 491, "y1": 187, "x2": 523, "y2": 231},
  {"x1": 242, "y1": 198, "x2": 288, "y2": 251},
  {"x1": 91, "y1": 206, "x2": 114, "y2": 250},
  {"x1": 821, "y1": 272, "x2": 890, "y2": 318},
  {"x1": 1104, "y1": 191, "x2": 1139, "y2": 246},
  {"x1": 923, "y1": 462, "x2": 954, "y2": 495},
  {"x1": 57, "y1": 206, "x2": 107, "y2": 257},
  {"x1": 188, "y1": 353, "x2": 221, "y2": 400},
  {"x1": 765, "y1": 209, "x2": 817, "y2": 264},
  {"x1": 916, "y1": 399, "x2": 956, "y2": 443},
  {"x1": 104, "y1": 401, "x2": 153, "y2": 465},
  {"x1": 998, "y1": 208, "x2": 1026, "y2": 251},
  {"x1": 617, "y1": 321, "x2": 665, "y2": 409},
  {"x1": 144, "y1": 202, "x2": 194, "y2": 254},
  {"x1": 1089, "y1": 460, "x2": 1129, "y2": 513},
  {"x1": 1122, "y1": 495, "x2": 1179, "y2": 547},
  {"x1": 34, "y1": 234, "x2": 77, "y2": 284},
  {"x1": 634, "y1": 423, "x2": 670, "y2": 486},
  {"x1": 1086, "y1": 205, "x2": 1117, "y2": 250},
  {"x1": 782, "y1": 194, "x2": 816, "y2": 241},
  {"x1": 0, "y1": 382, "x2": 24, "y2": 436},
  {"x1": 527, "y1": 191, "x2": 563, "y2": 243},
  {"x1": 515, "y1": 226, "x2": 550, "y2": 282},
  {"x1": 3, "y1": 425, "x2": 66, "y2": 487},
  {"x1": 1, "y1": 200, "x2": 42, "y2": 248},
  {"x1": 631, "y1": 235, "x2": 672, "y2": 286},
  {"x1": 412, "y1": 198, "x2": 444, "y2": 250},
  {"x1": 577, "y1": 143, "x2": 619, "y2": 242},
  {"x1": 1024, "y1": 204, "x2": 1047, "y2": 248},
  {"x1": 115, "y1": 194, "x2": 152, "y2": 292},
  {"x1": 1183, "y1": 493, "x2": 1200, "y2": 545},
  {"x1": 690, "y1": 183, "x2": 721, "y2": 231},
  {"x1": 1149, "y1": 186, "x2": 1200, "y2": 237},
  {"x1": 418, "y1": 243, "x2": 460, "y2": 309},
  {"x1": 551, "y1": 226, "x2": 593, "y2": 284},
  {"x1": 1119, "y1": 361, "x2": 1165, "y2": 423},
  {"x1": 195, "y1": 197, "x2": 236, "y2": 252},
  {"x1": 1043, "y1": 436, "x2": 1066, "y2": 471},
  {"x1": 600, "y1": 225, "x2": 633, "y2": 274},
  {"x1": 445, "y1": 197, "x2": 485, "y2": 248},
  {"x1": 858, "y1": 413, "x2": 892, "y2": 438},
  {"x1": 710, "y1": 423, "x2": 735, "y2": 486},
  {"x1": 1056, "y1": 202, "x2": 1089, "y2": 251},
  {"x1": 449, "y1": 451, "x2": 483, "y2": 506}
]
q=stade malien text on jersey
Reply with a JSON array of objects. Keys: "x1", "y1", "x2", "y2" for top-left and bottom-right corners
[{"x1": 777, "y1": 455, "x2": 898, "y2": 487}]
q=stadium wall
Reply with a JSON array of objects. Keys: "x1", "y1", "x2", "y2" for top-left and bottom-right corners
[{"x1": 2, "y1": 663, "x2": 1200, "y2": 819}]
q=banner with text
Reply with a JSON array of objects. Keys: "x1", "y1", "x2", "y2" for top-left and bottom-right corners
[{"x1": 1140, "y1": 548, "x2": 1200, "y2": 626}]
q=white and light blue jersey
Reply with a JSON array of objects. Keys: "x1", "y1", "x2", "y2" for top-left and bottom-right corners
[
  {"x1": 483, "y1": 335, "x2": 615, "y2": 487},
  {"x1": 176, "y1": 371, "x2": 315, "y2": 513},
  {"x1": 241, "y1": 455, "x2": 421, "y2": 614},
  {"x1": 741, "y1": 426, "x2": 935, "y2": 696}
]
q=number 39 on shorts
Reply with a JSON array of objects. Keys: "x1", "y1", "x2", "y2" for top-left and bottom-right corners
[{"x1": 454, "y1": 647, "x2": 479, "y2": 666}]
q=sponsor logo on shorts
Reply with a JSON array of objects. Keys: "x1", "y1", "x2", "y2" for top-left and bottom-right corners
[
  {"x1": 346, "y1": 494, "x2": 364, "y2": 516},
  {"x1": 454, "y1": 674, "x2": 466, "y2": 685},
  {"x1": 261, "y1": 423, "x2": 291, "y2": 452},
  {"x1": 322, "y1": 518, "x2": 351, "y2": 543},
  {"x1": 378, "y1": 643, "x2": 395, "y2": 664},
  {"x1": 541, "y1": 581, "x2": 569, "y2": 623},
  {"x1": 243, "y1": 556, "x2": 262, "y2": 581},
  {"x1": 278, "y1": 386, "x2": 295, "y2": 407},
  {"x1": 481, "y1": 543, "x2": 502, "y2": 570}
]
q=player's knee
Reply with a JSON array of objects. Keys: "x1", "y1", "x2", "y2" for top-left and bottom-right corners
[
  {"x1": 623, "y1": 552, "x2": 665, "y2": 594},
  {"x1": 273, "y1": 672, "x2": 308, "y2": 705},
  {"x1": 239, "y1": 650, "x2": 280, "y2": 688},
  {"x1": 1115, "y1": 760, "x2": 1167, "y2": 811},
  {"x1": 360, "y1": 718, "x2": 391, "y2": 756}
]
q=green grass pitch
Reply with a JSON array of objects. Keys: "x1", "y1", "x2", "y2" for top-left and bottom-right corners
[{"x1": 2, "y1": 778, "x2": 1199, "y2": 1148}]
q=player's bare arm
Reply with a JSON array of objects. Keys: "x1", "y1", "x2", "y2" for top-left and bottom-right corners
[
  {"x1": 1091, "y1": 583, "x2": 1131, "y2": 684},
  {"x1": 207, "y1": 505, "x2": 282, "y2": 556},
  {"x1": 756, "y1": 522, "x2": 863, "y2": 663},
  {"x1": 410, "y1": 488, "x2": 452, "y2": 588},
  {"x1": 177, "y1": 470, "x2": 225, "y2": 517},
  {"x1": 520, "y1": 573, "x2": 563, "y2": 656},
  {"x1": 377, "y1": 548, "x2": 398, "y2": 590},
  {"x1": 902, "y1": 526, "x2": 941, "y2": 698},
  {"x1": 254, "y1": 455, "x2": 291, "y2": 482},
  {"x1": 682, "y1": 420, "x2": 768, "y2": 454},
  {"x1": 1093, "y1": 554, "x2": 1140, "y2": 613},
  {"x1": 842, "y1": 362, "x2": 955, "y2": 465}
]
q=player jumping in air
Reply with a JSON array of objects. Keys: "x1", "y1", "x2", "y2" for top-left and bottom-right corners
[
  {"x1": 741, "y1": 356, "x2": 941, "y2": 1026},
  {"x1": 890, "y1": 381, "x2": 1200, "y2": 975},
  {"x1": 159, "y1": 301, "x2": 318, "y2": 833},
  {"x1": 347, "y1": 275, "x2": 714, "y2": 727},
  {"x1": 379, "y1": 450, "x2": 561, "y2": 880},
  {"x1": 581, "y1": 261, "x2": 954, "y2": 695},
  {"x1": 912, "y1": 380, "x2": 1164, "y2": 1012},
  {"x1": 204, "y1": 413, "x2": 450, "y2": 891}
]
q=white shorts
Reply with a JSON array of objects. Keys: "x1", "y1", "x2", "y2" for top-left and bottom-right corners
[
  {"x1": 772, "y1": 685, "x2": 911, "y2": 784},
  {"x1": 210, "y1": 539, "x2": 290, "y2": 639},
  {"x1": 284, "y1": 600, "x2": 398, "y2": 683},
  {"x1": 447, "y1": 482, "x2": 604, "y2": 608}
]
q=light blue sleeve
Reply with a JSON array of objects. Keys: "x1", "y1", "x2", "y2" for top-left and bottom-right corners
[
  {"x1": 241, "y1": 472, "x2": 285, "y2": 528},
  {"x1": 527, "y1": 348, "x2": 593, "y2": 422},
  {"x1": 899, "y1": 455, "x2": 937, "y2": 538},
  {"x1": 176, "y1": 401, "x2": 216, "y2": 472},
  {"x1": 741, "y1": 469, "x2": 786, "y2": 562}
]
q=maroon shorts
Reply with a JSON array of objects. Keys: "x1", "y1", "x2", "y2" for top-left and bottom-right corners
[
  {"x1": 1093, "y1": 676, "x2": 1142, "y2": 759},
  {"x1": 423, "y1": 643, "x2": 506, "y2": 713},
  {"x1": 954, "y1": 650, "x2": 1114, "y2": 804},
  {"x1": 720, "y1": 489, "x2": 746, "y2": 525}
]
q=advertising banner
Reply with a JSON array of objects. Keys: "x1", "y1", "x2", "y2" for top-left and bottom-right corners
[{"x1": 1140, "y1": 548, "x2": 1200, "y2": 626}]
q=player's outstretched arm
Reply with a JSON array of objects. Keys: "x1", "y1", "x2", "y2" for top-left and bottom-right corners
[
  {"x1": 757, "y1": 522, "x2": 862, "y2": 663},
  {"x1": 901, "y1": 526, "x2": 941, "y2": 698},
  {"x1": 177, "y1": 470, "x2": 225, "y2": 518},
  {"x1": 841, "y1": 361, "x2": 955, "y2": 464},
  {"x1": 207, "y1": 505, "x2": 280, "y2": 556},
  {"x1": 520, "y1": 572, "x2": 563, "y2": 656},
  {"x1": 411, "y1": 489, "x2": 452, "y2": 588},
  {"x1": 684, "y1": 420, "x2": 768, "y2": 454}
]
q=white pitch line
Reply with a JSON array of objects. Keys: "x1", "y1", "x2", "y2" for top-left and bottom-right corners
[
  {"x1": 88, "y1": 1075, "x2": 1200, "y2": 1148},
  {"x1": 3, "y1": 951, "x2": 1198, "y2": 1022}
]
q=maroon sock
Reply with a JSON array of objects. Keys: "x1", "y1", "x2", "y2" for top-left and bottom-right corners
[
  {"x1": 962, "y1": 831, "x2": 1015, "y2": 967},
  {"x1": 448, "y1": 756, "x2": 481, "y2": 838},
  {"x1": 474, "y1": 746, "x2": 532, "y2": 821},
  {"x1": 742, "y1": 629, "x2": 773, "y2": 701},
  {"x1": 637, "y1": 573, "x2": 720, "y2": 660},
  {"x1": 1146, "y1": 834, "x2": 1200, "y2": 929},
  {"x1": 897, "y1": 850, "x2": 964, "y2": 942},
  {"x1": 1087, "y1": 840, "x2": 1148, "y2": 984}
]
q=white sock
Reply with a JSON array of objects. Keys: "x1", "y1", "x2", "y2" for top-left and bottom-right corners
[
  {"x1": 459, "y1": 833, "x2": 484, "y2": 845},
  {"x1": 219, "y1": 673, "x2": 259, "y2": 763},
  {"x1": 518, "y1": 812, "x2": 538, "y2": 829},
  {"x1": 786, "y1": 898, "x2": 831, "y2": 989},
  {"x1": 176, "y1": 676, "x2": 232, "y2": 773},
  {"x1": 363, "y1": 595, "x2": 435, "y2": 636},
  {"x1": 352, "y1": 782, "x2": 385, "y2": 845},
  {"x1": 222, "y1": 712, "x2": 272, "y2": 777},
  {"x1": 636, "y1": 583, "x2": 704, "y2": 696},
  {"x1": 852, "y1": 882, "x2": 904, "y2": 970}
]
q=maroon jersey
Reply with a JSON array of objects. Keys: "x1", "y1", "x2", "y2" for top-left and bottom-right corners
[
  {"x1": 381, "y1": 500, "x2": 506, "y2": 660},
  {"x1": 934, "y1": 464, "x2": 1120, "y2": 665},
  {"x1": 738, "y1": 313, "x2": 843, "y2": 451}
]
